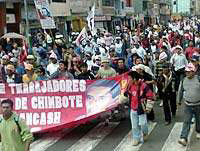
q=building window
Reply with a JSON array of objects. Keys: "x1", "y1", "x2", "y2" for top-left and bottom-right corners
[
  {"x1": 102, "y1": 0, "x2": 114, "y2": 6},
  {"x1": 126, "y1": 0, "x2": 131, "y2": 7},
  {"x1": 52, "y1": 0, "x2": 66, "y2": 3},
  {"x1": 143, "y1": 1, "x2": 148, "y2": 11},
  {"x1": 122, "y1": 2, "x2": 124, "y2": 9}
]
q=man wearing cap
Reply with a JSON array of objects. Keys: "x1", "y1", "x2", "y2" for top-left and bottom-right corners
[
  {"x1": 115, "y1": 37, "x2": 124, "y2": 58},
  {"x1": 96, "y1": 58, "x2": 117, "y2": 79},
  {"x1": 91, "y1": 56, "x2": 101, "y2": 75},
  {"x1": 191, "y1": 55, "x2": 200, "y2": 76},
  {"x1": 126, "y1": 71, "x2": 155, "y2": 146},
  {"x1": 22, "y1": 64, "x2": 37, "y2": 83},
  {"x1": 1, "y1": 55, "x2": 10, "y2": 79},
  {"x1": 158, "y1": 63, "x2": 176, "y2": 125},
  {"x1": 47, "y1": 53, "x2": 59, "y2": 76},
  {"x1": 26, "y1": 55, "x2": 37, "y2": 68},
  {"x1": 133, "y1": 64, "x2": 156, "y2": 122},
  {"x1": 133, "y1": 42, "x2": 147, "y2": 62},
  {"x1": 2, "y1": 64, "x2": 22, "y2": 83},
  {"x1": 177, "y1": 63, "x2": 200, "y2": 146},
  {"x1": 10, "y1": 57, "x2": 25, "y2": 76},
  {"x1": 185, "y1": 41, "x2": 196, "y2": 60},
  {"x1": 170, "y1": 45, "x2": 188, "y2": 92}
]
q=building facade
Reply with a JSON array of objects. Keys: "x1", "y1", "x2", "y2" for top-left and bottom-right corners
[
  {"x1": 159, "y1": 0, "x2": 172, "y2": 24},
  {"x1": 190, "y1": 0, "x2": 200, "y2": 18},
  {"x1": 0, "y1": 0, "x2": 21, "y2": 36},
  {"x1": 69, "y1": 0, "x2": 135, "y2": 32}
]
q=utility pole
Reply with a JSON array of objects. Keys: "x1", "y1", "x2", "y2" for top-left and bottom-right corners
[
  {"x1": 24, "y1": 0, "x2": 30, "y2": 47},
  {"x1": 176, "y1": 0, "x2": 178, "y2": 13}
]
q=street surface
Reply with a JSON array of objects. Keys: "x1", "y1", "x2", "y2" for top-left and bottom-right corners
[{"x1": 25, "y1": 102, "x2": 200, "y2": 151}]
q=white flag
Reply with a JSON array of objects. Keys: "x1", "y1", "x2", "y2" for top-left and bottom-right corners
[
  {"x1": 75, "y1": 27, "x2": 88, "y2": 46},
  {"x1": 87, "y1": 4, "x2": 95, "y2": 35}
]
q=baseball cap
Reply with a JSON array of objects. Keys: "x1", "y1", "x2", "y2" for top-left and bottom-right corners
[
  {"x1": 10, "y1": 57, "x2": 18, "y2": 63},
  {"x1": 185, "y1": 63, "x2": 196, "y2": 72},
  {"x1": 2, "y1": 55, "x2": 9, "y2": 60},
  {"x1": 175, "y1": 45, "x2": 183, "y2": 51},
  {"x1": 25, "y1": 64, "x2": 34, "y2": 71},
  {"x1": 6, "y1": 64, "x2": 15, "y2": 72},
  {"x1": 101, "y1": 58, "x2": 110, "y2": 63},
  {"x1": 27, "y1": 55, "x2": 35, "y2": 60},
  {"x1": 49, "y1": 53, "x2": 57, "y2": 60}
]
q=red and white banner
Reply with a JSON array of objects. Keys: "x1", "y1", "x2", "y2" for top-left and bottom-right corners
[{"x1": 0, "y1": 74, "x2": 129, "y2": 133}]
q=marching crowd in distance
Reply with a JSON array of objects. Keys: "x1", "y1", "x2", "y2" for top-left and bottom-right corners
[
  {"x1": 1, "y1": 18, "x2": 200, "y2": 147},
  {"x1": 0, "y1": 20, "x2": 200, "y2": 84}
]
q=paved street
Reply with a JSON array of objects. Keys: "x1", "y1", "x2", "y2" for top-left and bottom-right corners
[{"x1": 29, "y1": 102, "x2": 200, "y2": 151}]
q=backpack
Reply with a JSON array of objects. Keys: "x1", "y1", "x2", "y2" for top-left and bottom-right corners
[{"x1": 0, "y1": 116, "x2": 21, "y2": 133}]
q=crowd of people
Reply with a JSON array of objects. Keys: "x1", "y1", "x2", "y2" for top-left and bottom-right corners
[{"x1": 1, "y1": 18, "x2": 200, "y2": 148}]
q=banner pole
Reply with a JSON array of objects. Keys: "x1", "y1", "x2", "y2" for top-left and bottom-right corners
[{"x1": 24, "y1": 0, "x2": 30, "y2": 48}]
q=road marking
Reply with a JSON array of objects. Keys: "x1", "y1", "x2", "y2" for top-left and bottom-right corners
[
  {"x1": 114, "y1": 122, "x2": 157, "y2": 151},
  {"x1": 161, "y1": 122, "x2": 195, "y2": 151},
  {"x1": 66, "y1": 122, "x2": 119, "y2": 151},
  {"x1": 30, "y1": 128, "x2": 75, "y2": 151}
]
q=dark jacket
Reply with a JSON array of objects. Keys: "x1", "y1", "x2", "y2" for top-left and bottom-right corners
[
  {"x1": 2, "y1": 73, "x2": 22, "y2": 83},
  {"x1": 77, "y1": 71, "x2": 95, "y2": 80}
]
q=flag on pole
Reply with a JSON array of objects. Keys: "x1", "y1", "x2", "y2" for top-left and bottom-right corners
[
  {"x1": 87, "y1": 4, "x2": 95, "y2": 35},
  {"x1": 34, "y1": 0, "x2": 56, "y2": 29},
  {"x1": 75, "y1": 27, "x2": 88, "y2": 46}
]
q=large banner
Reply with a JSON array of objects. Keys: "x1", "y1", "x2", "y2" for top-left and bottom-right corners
[
  {"x1": 0, "y1": 74, "x2": 129, "y2": 133},
  {"x1": 34, "y1": 0, "x2": 56, "y2": 29}
]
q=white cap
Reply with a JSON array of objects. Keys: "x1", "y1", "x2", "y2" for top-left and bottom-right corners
[
  {"x1": 159, "y1": 52, "x2": 168, "y2": 61},
  {"x1": 10, "y1": 57, "x2": 18, "y2": 63},
  {"x1": 185, "y1": 63, "x2": 196, "y2": 72},
  {"x1": 55, "y1": 34, "x2": 63, "y2": 39},
  {"x1": 2, "y1": 55, "x2": 9, "y2": 60},
  {"x1": 175, "y1": 45, "x2": 183, "y2": 51},
  {"x1": 49, "y1": 53, "x2": 57, "y2": 60},
  {"x1": 27, "y1": 55, "x2": 35, "y2": 60}
]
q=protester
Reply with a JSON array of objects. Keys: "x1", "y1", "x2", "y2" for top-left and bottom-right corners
[
  {"x1": 47, "y1": 52, "x2": 59, "y2": 76},
  {"x1": 177, "y1": 63, "x2": 200, "y2": 146},
  {"x1": 3, "y1": 64, "x2": 22, "y2": 83},
  {"x1": 96, "y1": 58, "x2": 117, "y2": 79},
  {"x1": 170, "y1": 46, "x2": 188, "y2": 91},
  {"x1": 126, "y1": 71, "x2": 155, "y2": 146},
  {"x1": 158, "y1": 63, "x2": 176, "y2": 125},
  {"x1": 50, "y1": 60, "x2": 74, "y2": 79},
  {"x1": 0, "y1": 99, "x2": 34, "y2": 151},
  {"x1": 1, "y1": 17, "x2": 200, "y2": 147},
  {"x1": 77, "y1": 62, "x2": 95, "y2": 80},
  {"x1": 115, "y1": 58, "x2": 129, "y2": 74},
  {"x1": 22, "y1": 64, "x2": 37, "y2": 83}
]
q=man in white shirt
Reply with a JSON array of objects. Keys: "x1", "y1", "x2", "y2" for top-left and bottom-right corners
[
  {"x1": 47, "y1": 53, "x2": 59, "y2": 76},
  {"x1": 131, "y1": 43, "x2": 147, "y2": 60},
  {"x1": 170, "y1": 45, "x2": 188, "y2": 91}
]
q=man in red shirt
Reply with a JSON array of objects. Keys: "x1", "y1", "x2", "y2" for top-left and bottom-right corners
[
  {"x1": 185, "y1": 41, "x2": 196, "y2": 60},
  {"x1": 126, "y1": 71, "x2": 155, "y2": 146}
]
